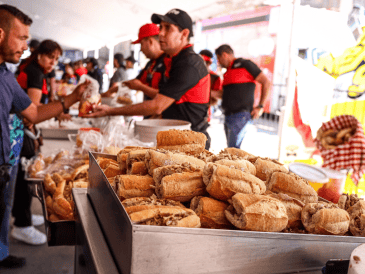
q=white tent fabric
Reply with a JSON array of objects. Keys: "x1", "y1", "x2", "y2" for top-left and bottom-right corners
[{"x1": 4, "y1": 0, "x2": 267, "y2": 50}]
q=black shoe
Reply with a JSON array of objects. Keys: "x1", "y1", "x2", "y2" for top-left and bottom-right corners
[{"x1": 0, "y1": 255, "x2": 26, "y2": 268}]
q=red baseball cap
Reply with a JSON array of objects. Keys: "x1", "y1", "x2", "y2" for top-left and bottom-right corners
[{"x1": 132, "y1": 23, "x2": 160, "y2": 44}]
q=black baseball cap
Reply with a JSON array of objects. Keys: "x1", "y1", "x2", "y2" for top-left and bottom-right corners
[{"x1": 151, "y1": 9, "x2": 193, "y2": 38}]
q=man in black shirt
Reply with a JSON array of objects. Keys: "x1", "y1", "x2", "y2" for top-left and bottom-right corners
[
  {"x1": 85, "y1": 9, "x2": 211, "y2": 149},
  {"x1": 86, "y1": 57, "x2": 103, "y2": 93},
  {"x1": 214, "y1": 44, "x2": 270, "y2": 148}
]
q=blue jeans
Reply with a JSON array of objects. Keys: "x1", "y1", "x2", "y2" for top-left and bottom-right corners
[
  {"x1": 0, "y1": 114, "x2": 24, "y2": 261},
  {"x1": 224, "y1": 111, "x2": 252, "y2": 148},
  {"x1": 0, "y1": 165, "x2": 18, "y2": 260}
]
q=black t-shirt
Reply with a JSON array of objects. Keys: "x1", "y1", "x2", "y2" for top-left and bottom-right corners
[
  {"x1": 222, "y1": 58, "x2": 261, "y2": 115},
  {"x1": 47, "y1": 69, "x2": 55, "y2": 79},
  {"x1": 137, "y1": 53, "x2": 166, "y2": 101},
  {"x1": 159, "y1": 45, "x2": 210, "y2": 131},
  {"x1": 88, "y1": 69, "x2": 103, "y2": 93},
  {"x1": 17, "y1": 61, "x2": 48, "y2": 94}
]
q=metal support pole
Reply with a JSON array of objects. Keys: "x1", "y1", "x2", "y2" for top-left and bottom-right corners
[{"x1": 278, "y1": 0, "x2": 299, "y2": 161}]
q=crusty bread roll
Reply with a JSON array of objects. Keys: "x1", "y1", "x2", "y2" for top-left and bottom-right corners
[
  {"x1": 103, "y1": 164, "x2": 123, "y2": 178},
  {"x1": 203, "y1": 163, "x2": 266, "y2": 201},
  {"x1": 73, "y1": 179, "x2": 88, "y2": 188},
  {"x1": 126, "y1": 150, "x2": 148, "y2": 175},
  {"x1": 207, "y1": 153, "x2": 245, "y2": 163},
  {"x1": 225, "y1": 193, "x2": 288, "y2": 232},
  {"x1": 153, "y1": 164, "x2": 206, "y2": 202},
  {"x1": 220, "y1": 148, "x2": 255, "y2": 161},
  {"x1": 97, "y1": 157, "x2": 119, "y2": 169},
  {"x1": 145, "y1": 150, "x2": 206, "y2": 176},
  {"x1": 107, "y1": 177, "x2": 116, "y2": 192},
  {"x1": 71, "y1": 164, "x2": 89, "y2": 180},
  {"x1": 62, "y1": 173, "x2": 73, "y2": 182},
  {"x1": 338, "y1": 193, "x2": 363, "y2": 211},
  {"x1": 48, "y1": 214, "x2": 61, "y2": 222},
  {"x1": 267, "y1": 172, "x2": 318, "y2": 204},
  {"x1": 156, "y1": 129, "x2": 207, "y2": 155},
  {"x1": 121, "y1": 196, "x2": 185, "y2": 215},
  {"x1": 193, "y1": 149, "x2": 215, "y2": 162},
  {"x1": 215, "y1": 159, "x2": 256, "y2": 176},
  {"x1": 129, "y1": 206, "x2": 201, "y2": 228},
  {"x1": 117, "y1": 146, "x2": 148, "y2": 173},
  {"x1": 44, "y1": 174, "x2": 56, "y2": 195},
  {"x1": 45, "y1": 195, "x2": 55, "y2": 215},
  {"x1": 301, "y1": 202, "x2": 350, "y2": 235},
  {"x1": 266, "y1": 192, "x2": 305, "y2": 229},
  {"x1": 116, "y1": 175, "x2": 155, "y2": 201},
  {"x1": 103, "y1": 146, "x2": 122, "y2": 155},
  {"x1": 53, "y1": 150, "x2": 69, "y2": 163},
  {"x1": 347, "y1": 200, "x2": 365, "y2": 236},
  {"x1": 254, "y1": 158, "x2": 288, "y2": 181},
  {"x1": 190, "y1": 196, "x2": 232, "y2": 229}
]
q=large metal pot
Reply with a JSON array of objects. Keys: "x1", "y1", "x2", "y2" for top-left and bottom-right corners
[{"x1": 134, "y1": 119, "x2": 191, "y2": 145}]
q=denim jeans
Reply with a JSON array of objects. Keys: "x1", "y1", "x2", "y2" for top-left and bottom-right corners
[
  {"x1": 224, "y1": 111, "x2": 252, "y2": 148},
  {"x1": 0, "y1": 164, "x2": 18, "y2": 261}
]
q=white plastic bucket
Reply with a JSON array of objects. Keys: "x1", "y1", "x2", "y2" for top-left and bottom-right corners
[{"x1": 134, "y1": 119, "x2": 191, "y2": 145}]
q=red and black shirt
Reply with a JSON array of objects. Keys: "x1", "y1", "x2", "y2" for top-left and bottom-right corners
[
  {"x1": 210, "y1": 71, "x2": 222, "y2": 91},
  {"x1": 137, "y1": 53, "x2": 166, "y2": 101},
  {"x1": 222, "y1": 58, "x2": 261, "y2": 115},
  {"x1": 159, "y1": 45, "x2": 210, "y2": 131},
  {"x1": 17, "y1": 61, "x2": 48, "y2": 97}
]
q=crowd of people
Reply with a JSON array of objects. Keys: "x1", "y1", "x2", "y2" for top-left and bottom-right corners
[{"x1": 0, "y1": 3, "x2": 270, "y2": 269}]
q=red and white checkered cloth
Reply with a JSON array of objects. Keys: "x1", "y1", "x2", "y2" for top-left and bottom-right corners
[{"x1": 314, "y1": 115, "x2": 365, "y2": 185}]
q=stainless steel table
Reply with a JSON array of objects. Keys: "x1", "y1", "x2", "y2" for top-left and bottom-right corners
[{"x1": 73, "y1": 188, "x2": 119, "y2": 274}]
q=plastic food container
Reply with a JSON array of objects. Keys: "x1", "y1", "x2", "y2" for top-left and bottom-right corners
[{"x1": 289, "y1": 162, "x2": 329, "y2": 191}]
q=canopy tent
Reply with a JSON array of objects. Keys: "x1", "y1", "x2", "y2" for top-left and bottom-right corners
[{"x1": 5, "y1": 0, "x2": 268, "y2": 50}]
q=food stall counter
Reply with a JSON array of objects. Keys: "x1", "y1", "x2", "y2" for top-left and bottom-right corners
[{"x1": 72, "y1": 188, "x2": 119, "y2": 274}]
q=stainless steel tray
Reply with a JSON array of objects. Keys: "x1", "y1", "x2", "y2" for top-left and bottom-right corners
[
  {"x1": 40, "y1": 128, "x2": 78, "y2": 139},
  {"x1": 88, "y1": 152, "x2": 365, "y2": 274},
  {"x1": 33, "y1": 182, "x2": 75, "y2": 246}
]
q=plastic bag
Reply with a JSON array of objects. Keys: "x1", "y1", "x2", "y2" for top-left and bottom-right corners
[
  {"x1": 112, "y1": 82, "x2": 134, "y2": 106},
  {"x1": 78, "y1": 74, "x2": 101, "y2": 116},
  {"x1": 23, "y1": 149, "x2": 83, "y2": 179},
  {"x1": 100, "y1": 119, "x2": 153, "y2": 152}
]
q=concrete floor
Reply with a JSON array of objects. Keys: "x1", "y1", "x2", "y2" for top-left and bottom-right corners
[{"x1": 2, "y1": 116, "x2": 283, "y2": 274}]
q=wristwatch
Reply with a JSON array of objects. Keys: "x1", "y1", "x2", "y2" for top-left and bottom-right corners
[
  {"x1": 59, "y1": 97, "x2": 69, "y2": 114},
  {"x1": 257, "y1": 104, "x2": 264, "y2": 109}
]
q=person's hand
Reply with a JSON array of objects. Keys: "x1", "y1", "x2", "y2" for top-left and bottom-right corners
[
  {"x1": 123, "y1": 79, "x2": 143, "y2": 90},
  {"x1": 82, "y1": 104, "x2": 111, "y2": 118},
  {"x1": 251, "y1": 107, "x2": 264, "y2": 119},
  {"x1": 23, "y1": 118, "x2": 33, "y2": 129},
  {"x1": 72, "y1": 80, "x2": 91, "y2": 101},
  {"x1": 57, "y1": 113, "x2": 72, "y2": 121}
]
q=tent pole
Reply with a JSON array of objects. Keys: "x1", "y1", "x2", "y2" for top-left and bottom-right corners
[{"x1": 278, "y1": 0, "x2": 299, "y2": 161}]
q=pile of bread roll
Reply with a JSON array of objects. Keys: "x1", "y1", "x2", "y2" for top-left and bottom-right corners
[
  {"x1": 97, "y1": 129, "x2": 363, "y2": 236},
  {"x1": 316, "y1": 127, "x2": 356, "y2": 150},
  {"x1": 43, "y1": 155, "x2": 90, "y2": 222}
]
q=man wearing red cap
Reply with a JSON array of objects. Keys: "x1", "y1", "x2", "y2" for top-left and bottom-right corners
[
  {"x1": 123, "y1": 23, "x2": 165, "y2": 103},
  {"x1": 85, "y1": 9, "x2": 211, "y2": 149}
]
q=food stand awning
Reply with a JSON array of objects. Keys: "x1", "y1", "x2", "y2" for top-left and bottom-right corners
[{"x1": 5, "y1": 0, "x2": 269, "y2": 50}]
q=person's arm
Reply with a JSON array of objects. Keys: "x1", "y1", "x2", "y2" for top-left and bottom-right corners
[
  {"x1": 21, "y1": 81, "x2": 90, "y2": 124},
  {"x1": 251, "y1": 72, "x2": 271, "y2": 119},
  {"x1": 49, "y1": 77, "x2": 56, "y2": 102},
  {"x1": 27, "y1": 88, "x2": 43, "y2": 106},
  {"x1": 211, "y1": 90, "x2": 223, "y2": 99},
  {"x1": 123, "y1": 79, "x2": 159, "y2": 99},
  {"x1": 101, "y1": 85, "x2": 118, "y2": 98},
  {"x1": 83, "y1": 93, "x2": 174, "y2": 118}
]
